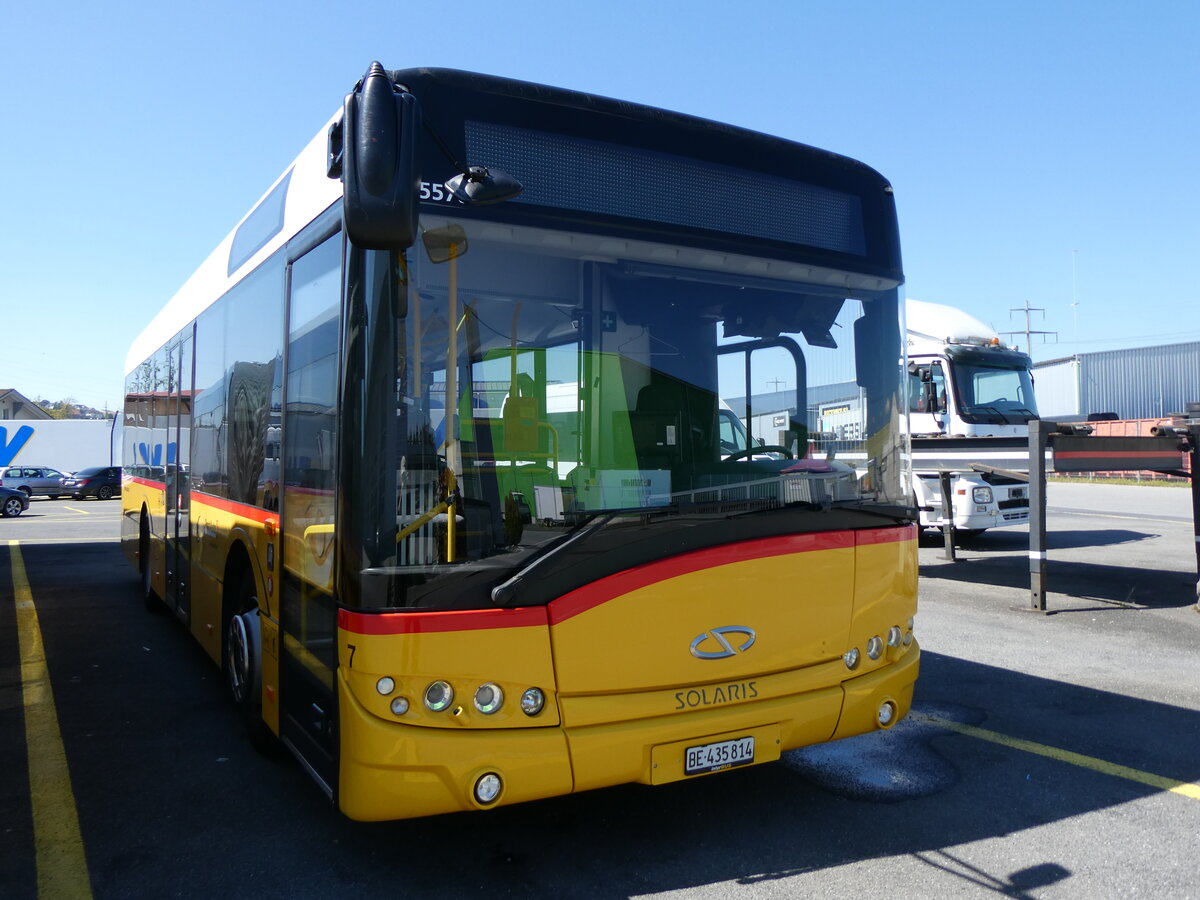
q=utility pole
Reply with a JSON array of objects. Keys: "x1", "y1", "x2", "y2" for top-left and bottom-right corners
[{"x1": 1000, "y1": 300, "x2": 1057, "y2": 352}]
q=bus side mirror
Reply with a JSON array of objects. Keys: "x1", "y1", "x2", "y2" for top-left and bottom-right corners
[{"x1": 330, "y1": 62, "x2": 420, "y2": 251}]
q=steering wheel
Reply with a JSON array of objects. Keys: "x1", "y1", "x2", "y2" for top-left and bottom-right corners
[{"x1": 724, "y1": 445, "x2": 794, "y2": 462}]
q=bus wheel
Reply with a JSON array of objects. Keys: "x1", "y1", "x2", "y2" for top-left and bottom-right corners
[
  {"x1": 140, "y1": 516, "x2": 161, "y2": 612},
  {"x1": 225, "y1": 570, "x2": 280, "y2": 754}
]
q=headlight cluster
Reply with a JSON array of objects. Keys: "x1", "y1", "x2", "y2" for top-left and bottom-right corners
[
  {"x1": 374, "y1": 676, "x2": 545, "y2": 718},
  {"x1": 843, "y1": 617, "x2": 915, "y2": 671},
  {"x1": 972, "y1": 486, "x2": 994, "y2": 504}
]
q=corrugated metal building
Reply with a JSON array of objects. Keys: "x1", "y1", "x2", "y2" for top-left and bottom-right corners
[{"x1": 1033, "y1": 340, "x2": 1200, "y2": 420}]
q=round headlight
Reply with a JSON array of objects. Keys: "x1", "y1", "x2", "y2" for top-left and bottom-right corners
[
  {"x1": 843, "y1": 648, "x2": 860, "y2": 670},
  {"x1": 424, "y1": 680, "x2": 454, "y2": 712},
  {"x1": 474, "y1": 683, "x2": 504, "y2": 715},
  {"x1": 887, "y1": 626, "x2": 903, "y2": 647},
  {"x1": 474, "y1": 772, "x2": 502, "y2": 805},
  {"x1": 866, "y1": 636, "x2": 884, "y2": 660},
  {"x1": 520, "y1": 687, "x2": 545, "y2": 716},
  {"x1": 376, "y1": 676, "x2": 395, "y2": 696},
  {"x1": 877, "y1": 700, "x2": 897, "y2": 727},
  {"x1": 390, "y1": 696, "x2": 410, "y2": 716}
]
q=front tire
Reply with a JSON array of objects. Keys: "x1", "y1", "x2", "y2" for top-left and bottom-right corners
[
  {"x1": 225, "y1": 568, "x2": 280, "y2": 754},
  {"x1": 97, "y1": 485, "x2": 114, "y2": 500},
  {"x1": 2, "y1": 497, "x2": 23, "y2": 517}
]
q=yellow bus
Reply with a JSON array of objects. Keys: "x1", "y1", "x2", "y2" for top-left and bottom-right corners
[{"x1": 122, "y1": 64, "x2": 918, "y2": 821}]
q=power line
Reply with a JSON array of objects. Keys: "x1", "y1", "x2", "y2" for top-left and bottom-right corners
[{"x1": 1000, "y1": 300, "x2": 1057, "y2": 352}]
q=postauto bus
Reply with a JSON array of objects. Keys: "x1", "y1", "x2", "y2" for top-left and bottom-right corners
[{"x1": 121, "y1": 64, "x2": 918, "y2": 821}]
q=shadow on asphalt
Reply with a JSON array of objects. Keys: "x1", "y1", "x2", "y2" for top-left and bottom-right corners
[{"x1": 917, "y1": 529, "x2": 1195, "y2": 610}]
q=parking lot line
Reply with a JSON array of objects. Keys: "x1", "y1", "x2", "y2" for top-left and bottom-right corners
[
  {"x1": 915, "y1": 711, "x2": 1200, "y2": 801},
  {"x1": 10, "y1": 540, "x2": 94, "y2": 899}
]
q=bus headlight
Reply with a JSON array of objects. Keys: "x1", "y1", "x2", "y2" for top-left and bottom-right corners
[
  {"x1": 473, "y1": 683, "x2": 504, "y2": 714},
  {"x1": 866, "y1": 636, "x2": 884, "y2": 660},
  {"x1": 424, "y1": 680, "x2": 454, "y2": 712},
  {"x1": 390, "y1": 696, "x2": 410, "y2": 716},
  {"x1": 520, "y1": 687, "x2": 545, "y2": 716},
  {"x1": 887, "y1": 626, "x2": 903, "y2": 647},
  {"x1": 877, "y1": 700, "x2": 897, "y2": 727},
  {"x1": 843, "y1": 648, "x2": 860, "y2": 670},
  {"x1": 474, "y1": 772, "x2": 502, "y2": 805},
  {"x1": 375, "y1": 676, "x2": 395, "y2": 695}
]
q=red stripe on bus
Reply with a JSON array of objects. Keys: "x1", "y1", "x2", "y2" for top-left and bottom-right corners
[
  {"x1": 191, "y1": 491, "x2": 278, "y2": 524},
  {"x1": 547, "y1": 530, "x2": 860, "y2": 625},
  {"x1": 336, "y1": 528, "x2": 907, "y2": 633},
  {"x1": 1056, "y1": 450, "x2": 1181, "y2": 459},
  {"x1": 337, "y1": 527, "x2": 915, "y2": 635},
  {"x1": 856, "y1": 524, "x2": 918, "y2": 546},
  {"x1": 339, "y1": 605, "x2": 549, "y2": 635},
  {"x1": 128, "y1": 476, "x2": 165, "y2": 489}
]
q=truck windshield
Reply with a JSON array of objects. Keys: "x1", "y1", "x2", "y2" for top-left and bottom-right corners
[
  {"x1": 952, "y1": 359, "x2": 1038, "y2": 424},
  {"x1": 349, "y1": 213, "x2": 907, "y2": 609}
]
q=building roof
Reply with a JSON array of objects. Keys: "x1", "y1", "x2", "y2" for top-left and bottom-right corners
[{"x1": 0, "y1": 389, "x2": 54, "y2": 420}]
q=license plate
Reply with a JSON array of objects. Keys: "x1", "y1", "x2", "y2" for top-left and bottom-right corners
[{"x1": 684, "y1": 736, "x2": 755, "y2": 775}]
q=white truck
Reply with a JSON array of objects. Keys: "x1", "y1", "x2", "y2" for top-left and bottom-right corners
[{"x1": 906, "y1": 299, "x2": 1038, "y2": 535}]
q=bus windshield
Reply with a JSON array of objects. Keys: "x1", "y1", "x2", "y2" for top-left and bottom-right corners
[{"x1": 352, "y1": 213, "x2": 907, "y2": 609}]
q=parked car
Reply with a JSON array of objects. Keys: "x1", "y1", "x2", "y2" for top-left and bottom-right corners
[
  {"x1": 0, "y1": 465, "x2": 68, "y2": 498},
  {"x1": 63, "y1": 466, "x2": 122, "y2": 500},
  {"x1": 1, "y1": 485, "x2": 30, "y2": 517}
]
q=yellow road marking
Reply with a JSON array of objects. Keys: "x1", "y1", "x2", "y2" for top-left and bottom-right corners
[
  {"x1": 10, "y1": 540, "x2": 94, "y2": 898},
  {"x1": 914, "y1": 711, "x2": 1200, "y2": 801}
]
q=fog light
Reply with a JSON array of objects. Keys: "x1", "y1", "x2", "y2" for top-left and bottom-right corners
[
  {"x1": 866, "y1": 636, "x2": 884, "y2": 660},
  {"x1": 520, "y1": 687, "x2": 545, "y2": 716},
  {"x1": 375, "y1": 676, "x2": 395, "y2": 696},
  {"x1": 843, "y1": 648, "x2": 860, "y2": 670},
  {"x1": 887, "y1": 626, "x2": 903, "y2": 647},
  {"x1": 474, "y1": 683, "x2": 504, "y2": 714},
  {"x1": 424, "y1": 680, "x2": 454, "y2": 712},
  {"x1": 877, "y1": 700, "x2": 897, "y2": 727},
  {"x1": 474, "y1": 772, "x2": 502, "y2": 805},
  {"x1": 390, "y1": 696, "x2": 410, "y2": 716}
]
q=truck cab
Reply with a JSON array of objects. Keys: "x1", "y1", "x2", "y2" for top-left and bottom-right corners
[{"x1": 906, "y1": 299, "x2": 1038, "y2": 533}]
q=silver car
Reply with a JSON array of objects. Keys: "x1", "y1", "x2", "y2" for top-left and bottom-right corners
[{"x1": 0, "y1": 465, "x2": 68, "y2": 498}]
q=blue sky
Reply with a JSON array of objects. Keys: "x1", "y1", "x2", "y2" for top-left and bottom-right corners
[{"x1": 2, "y1": 0, "x2": 1196, "y2": 411}]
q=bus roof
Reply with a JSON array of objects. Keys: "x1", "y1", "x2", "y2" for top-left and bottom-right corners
[
  {"x1": 127, "y1": 67, "x2": 901, "y2": 376},
  {"x1": 124, "y1": 114, "x2": 341, "y2": 376}
]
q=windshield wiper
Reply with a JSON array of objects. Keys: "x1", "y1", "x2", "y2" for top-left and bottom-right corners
[{"x1": 490, "y1": 512, "x2": 618, "y2": 606}]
